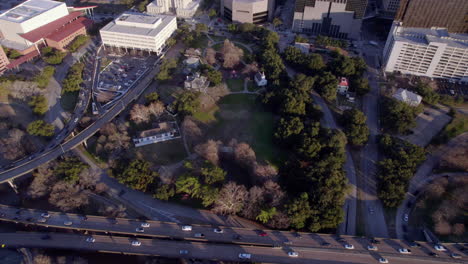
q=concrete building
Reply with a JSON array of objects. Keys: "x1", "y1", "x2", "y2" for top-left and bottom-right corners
[
  {"x1": 292, "y1": 0, "x2": 367, "y2": 39},
  {"x1": 0, "y1": 46, "x2": 10, "y2": 74},
  {"x1": 383, "y1": 23, "x2": 468, "y2": 82},
  {"x1": 184, "y1": 72, "x2": 209, "y2": 92},
  {"x1": 147, "y1": 0, "x2": 200, "y2": 18},
  {"x1": 133, "y1": 122, "x2": 180, "y2": 147},
  {"x1": 220, "y1": 0, "x2": 275, "y2": 24},
  {"x1": 100, "y1": 12, "x2": 177, "y2": 54},
  {"x1": 393, "y1": 88, "x2": 422, "y2": 106},
  {"x1": 382, "y1": 0, "x2": 400, "y2": 16}
]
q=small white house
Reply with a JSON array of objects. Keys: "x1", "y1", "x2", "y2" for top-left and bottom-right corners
[
  {"x1": 337, "y1": 77, "x2": 349, "y2": 94},
  {"x1": 393, "y1": 88, "x2": 422, "y2": 107},
  {"x1": 254, "y1": 72, "x2": 267, "y2": 87}
]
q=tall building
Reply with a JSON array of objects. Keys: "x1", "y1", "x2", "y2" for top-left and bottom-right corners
[
  {"x1": 382, "y1": 0, "x2": 400, "y2": 16},
  {"x1": 220, "y1": 0, "x2": 275, "y2": 24},
  {"x1": 394, "y1": 0, "x2": 468, "y2": 33},
  {"x1": 100, "y1": 12, "x2": 177, "y2": 54},
  {"x1": 293, "y1": 0, "x2": 367, "y2": 39},
  {"x1": 147, "y1": 0, "x2": 200, "y2": 18},
  {"x1": 383, "y1": 24, "x2": 468, "y2": 82}
]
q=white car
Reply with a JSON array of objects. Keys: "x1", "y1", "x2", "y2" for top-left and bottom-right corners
[
  {"x1": 141, "y1": 223, "x2": 150, "y2": 228},
  {"x1": 239, "y1": 253, "x2": 251, "y2": 259},
  {"x1": 181, "y1": 225, "x2": 192, "y2": 231},
  {"x1": 288, "y1": 252, "x2": 299, "y2": 257},
  {"x1": 37, "y1": 217, "x2": 47, "y2": 223},
  {"x1": 379, "y1": 257, "x2": 388, "y2": 263},
  {"x1": 136, "y1": 227, "x2": 144, "y2": 233},
  {"x1": 64, "y1": 221, "x2": 73, "y2": 226},
  {"x1": 434, "y1": 244, "x2": 447, "y2": 251},
  {"x1": 367, "y1": 245, "x2": 378, "y2": 251},
  {"x1": 213, "y1": 228, "x2": 223, "y2": 234},
  {"x1": 180, "y1": 249, "x2": 189, "y2": 255},
  {"x1": 344, "y1": 244, "x2": 354, "y2": 249},
  {"x1": 398, "y1": 248, "x2": 411, "y2": 254},
  {"x1": 74, "y1": 117, "x2": 79, "y2": 123},
  {"x1": 85, "y1": 237, "x2": 95, "y2": 243},
  {"x1": 403, "y1": 213, "x2": 409, "y2": 222},
  {"x1": 41, "y1": 213, "x2": 50, "y2": 218},
  {"x1": 131, "y1": 241, "x2": 141, "y2": 246}
]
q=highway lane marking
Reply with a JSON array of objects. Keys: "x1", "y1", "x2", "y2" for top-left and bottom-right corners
[{"x1": 138, "y1": 202, "x2": 181, "y2": 223}]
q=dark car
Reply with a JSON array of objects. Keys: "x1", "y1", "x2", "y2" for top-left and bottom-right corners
[
  {"x1": 370, "y1": 239, "x2": 381, "y2": 244},
  {"x1": 293, "y1": 232, "x2": 302, "y2": 238},
  {"x1": 409, "y1": 241, "x2": 421, "y2": 248},
  {"x1": 321, "y1": 242, "x2": 331, "y2": 246},
  {"x1": 429, "y1": 252, "x2": 439, "y2": 257},
  {"x1": 233, "y1": 234, "x2": 242, "y2": 240},
  {"x1": 337, "y1": 237, "x2": 346, "y2": 242},
  {"x1": 41, "y1": 235, "x2": 51, "y2": 240}
]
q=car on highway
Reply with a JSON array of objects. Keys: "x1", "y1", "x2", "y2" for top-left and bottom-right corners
[
  {"x1": 367, "y1": 245, "x2": 378, "y2": 251},
  {"x1": 344, "y1": 244, "x2": 354, "y2": 249},
  {"x1": 233, "y1": 234, "x2": 242, "y2": 240},
  {"x1": 131, "y1": 240, "x2": 141, "y2": 246},
  {"x1": 293, "y1": 232, "x2": 302, "y2": 238},
  {"x1": 181, "y1": 225, "x2": 192, "y2": 231},
  {"x1": 450, "y1": 253, "x2": 462, "y2": 259},
  {"x1": 179, "y1": 249, "x2": 189, "y2": 255},
  {"x1": 213, "y1": 228, "x2": 223, "y2": 233},
  {"x1": 258, "y1": 231, "x2": 268, "y2": 237},
  {"x1": 370, "y1": 238, "x2": 380, "y2": 244},
  {"x1": 398, "y1": 248, "x2": 411, "y2": 254},
  {"x1": 37, "y1": 217, "x2": 47, "y2": 223},
  {"x1": 403, "y1": 213, "x2": 409, "y2": 222},
  {"x1": 408, "y1": 241, "x2": 421, "y2": 248},
  {"x1": 194, "y1": 233, "x2": 205, "y2": 238},
  {"x1": 378, "y1": 258, "x2": 388, "y2": 263},
  {"x1": 288, "y1": 252, "x2": 298, "y2": 257},
  {"x1": 368, "y1": 206, "x2": 374, "y2": 214},
  {"x1": 141, "y1": 222, "x2": 150, "y2": 228},
  {"x1": 321, "y1": 242, "x2": 331, "y2": 246},
  {"x1": 40, "y1": 234, "x2": 51, "y2": 240},
  {"x1": 64, "y1": 221, "x2": 73, "y2": 226},
  {"x1": 40, "y1": 213, "x2": 50, "y2": 218},
  {"x1": 136, "y1": 227, "x2": 144, "y2": 233},
  {"x1": 238, "y1": 253, "x2": 251, "y2": 259},
  {"x1": 86, "y1": 237, "x2": 95, "y2": 243},
  {"x1": 434, "y1": 244, "x2": 447, "y2": 251},
  {"x1": 429, "y1": 252, "x2": 439, "y2": 257}
]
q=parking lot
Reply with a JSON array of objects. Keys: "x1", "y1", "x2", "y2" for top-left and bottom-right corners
[
  {"x1": 95, "y1": 52, "x2": 157, "y2": 108},
  {"x1": 434, "y1": 78, "x2": 468, "y2": 97}
]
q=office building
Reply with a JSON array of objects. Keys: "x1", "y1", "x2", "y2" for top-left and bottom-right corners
[
  {"x1": 383, "y1": 24, "x2": 468, "y2": 82},
  {"x1": 394, "y1": 0, "x2": 468, "y2": 34},
  {"x1": 220, "y1": 0, "x2": 275, "y2": 24},
  {"x1": 382, "y1": 0, "x2": 400, "y2": 16},
  {"x1": 100, "y1": 12, "x2": 177, "y2": 54},
  {"x1": 147, "y1": 0, "x2": 200, "y2": 18},
  {"x1": 293, "y1": 0, "x2": 367, "y2": 39},
  {"x1": 0, "y1": 0, "x2": 92, "y2": 54}
]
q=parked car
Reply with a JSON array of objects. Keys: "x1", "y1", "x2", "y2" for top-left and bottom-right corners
[
  {"x1": 370, "y1": 238, "x2": 380, "y2": 244},
  {"x1": 233, "y1": 234, "x2": 242, "y2": 240},
  {"x1": 408, "y1": 241, "x2": 421, "y2": 248},
  {"x1": 141, "y1": 223, "x2": 150, "y2": 228},
  {"x1": 321, "y1": 242, "x2": 331, "y2": 246},
  {"x1": 398, "y1": 248, "x2": 411, "y2": 254},
  {"x1": 86, "y1": 237, "x2": 95, "y2": 243},
  {"x1": 288, "y1": 252, "x2": 298, "y2": 257},
  {"x1": 429, "y1": 252, "x2": 439, "y2": 257},
  {"x1": 131, "y1": 240, "x2": 141, "y2": 246},
  {"x1": 238, "y1": 253, "x2": 251, "y2": 259},
  {"x1": 367, "y1": 245, "x2": 378, "y2": 251},
  {"x1": 434, "y1": 244, "x2": 447, "y2": 251},
  {"x1": 181, "y1": 225, "x2": 192, "y2": 231},
  {"x1": 213, "y1": 228, "x2": 223, "y2": 234},
  {"x1": 345, "y1": 244, "x2": 354, "y2": 249}
]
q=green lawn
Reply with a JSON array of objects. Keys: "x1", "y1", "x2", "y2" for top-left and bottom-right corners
[
  {"x1": 61, "y1": 91, "x2": 78, "y2": 112},
  {"x1": 193, "y1": 105, "x2": 218, "y2": 123},
  {"x1": 226, "y1": 78, "x2": 244, "y2": 92},
  {"x1": 135, "y1": 139, "x2": 187, "y2": 165},
  {"x1": 247, "y1": 80, "x2": 259, "y2": 92}
]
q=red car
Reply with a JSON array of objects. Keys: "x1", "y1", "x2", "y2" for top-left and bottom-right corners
[{"x1": 258, "y1": 231, "x2": 268, "y2": 237}]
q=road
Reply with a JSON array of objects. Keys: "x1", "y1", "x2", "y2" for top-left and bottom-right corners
[
  {"x1": 358, "y1": 40, "x2": 389, "y2": 238},
  {"x1": 0, "y1": 205, "x2": 465, "y2": 263},
  {"x1": 395, "y1": 133, "x2": 468, "y2": 239}
]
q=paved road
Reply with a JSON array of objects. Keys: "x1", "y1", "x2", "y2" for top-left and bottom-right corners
[
  {"x1": 395, "y1": 133, "x2": 468, "y2": 239},
  {"x1": 359, "y1": 41, "x2": 389, "y2": 238},
  {"x1": 0, "y1": 205, "x2": 464, "y2": 263}
]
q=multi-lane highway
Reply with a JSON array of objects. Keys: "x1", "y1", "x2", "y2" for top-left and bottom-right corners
[{"x1": 0, "y1": 205, "x2": 464, "y2": 263}]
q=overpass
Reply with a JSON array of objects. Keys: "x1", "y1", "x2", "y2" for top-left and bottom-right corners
[{"x1": 0, "y1": 205, "x2": 464, "y2": 264}]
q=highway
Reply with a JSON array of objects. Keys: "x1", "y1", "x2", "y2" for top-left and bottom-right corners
[{"x1": 0, "y1": 205, "x2": 465, "y2": 263}]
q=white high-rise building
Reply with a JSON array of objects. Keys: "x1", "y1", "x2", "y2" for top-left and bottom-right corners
[
  {"x1": 99, "y1": 12, "x2": 177, "y2": 54},
  {"x1": 147, "y1": 0, "x2": 200, "y2": 18},
  {"x1": 383, "y1": 22, "x2": 468, "y2": 82}
]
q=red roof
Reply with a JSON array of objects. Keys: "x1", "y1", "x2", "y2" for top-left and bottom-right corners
[
  {"x1": 6, "y1": 50, "x2": 40, "y2": 69},
  {"x1": 339, "y1": 77, "x2": 349, "y2": 86},
  {"x1": 20, "y1": 12, "x2": 82, "y2": 43},
  {"x1": 46, "y1": 17, "x2": 93, "y2": 42}
]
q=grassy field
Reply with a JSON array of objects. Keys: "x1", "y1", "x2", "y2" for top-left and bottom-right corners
[
  {"x1": 226, "y1": 78, "x2": 244, "y2": 92},
  {"x1": 442, "y1": 111, "x2": 468, "y2": 140},
  {"x1": 61, "y1": 91, "x2": 79, "y2": 112},
  {"x1": 193, "y1": 105, "x2": 219, "y2": 123},
  {"x1": 134, "y1": 139, "x2": 187, "y2": 165}
]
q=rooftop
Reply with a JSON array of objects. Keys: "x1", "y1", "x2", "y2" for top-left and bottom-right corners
[
  {"x1": 395, "y1": 27, "x2": 468, "y2": 49},
  {"x1": 139, "y1": 122, "x2": 177, "y2": 138},
  {"x1": 20, "y1": 11, "x2": 82, "y2": 43},
  {"x1": 0, "y1": 0, "x2": 63, "y2": 23},
  {"x1": 100, "y1": 12, "x2": 175, "y2": 37},
  {"x1": 46, "y1": 17, "x2": 93, "y2": 42}
]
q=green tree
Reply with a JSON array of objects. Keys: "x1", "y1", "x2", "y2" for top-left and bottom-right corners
[
  {"x1": 261, "y1": 49, "x2": 285, "y2": 80},
  {"x1": 67, "y1": 35, "x2": 89, "y2": 52},
  {"x1": 34, "y1": 66, "x2": 55, "y2": 88},
  {"x1": 381, "y1": 98, "x2": 417, "y2": 134},
  {"x1": 156, "y1": 58, "x2": 177, "y2": 81},
  {"x1": 166, "y1": 37, "x2": 176, "y2": 47},
  {"x1": 28, "y1": 95, "x2": 48, "y2": 115},
  {"x1": 283, "y1": 46, "x2": 305, "y2": 67},
  {"x1": 62, "y1": 62, "x2": 84, "y2": 92},
  {"x1": 116, "y1": 159, "x2": 158, "y2": 192},
  {"x1": 227, "y1": 23, "x2": 237, "y2": 32},
  {"x1": 3, "y1": 47, "x2": 22, "y2": 59},
  {"x1": 239, "y1": 23, "x2": 255, "y2": 33},
  {"x1": 287, "y1": 193, "x2": 312, "y2": 229},
  {"x1": 272, "y1": 17, "x2": 283, "y2": 27},
  {"x1": 205, "y1": 68, "x2": 223, "y2": 86},
  {"x1": 173, "y1": 91, "x2": 200, "y2": 115},
  {"x1": 153, "y1": 184, "x2": 175, "y2": 200},
  {"x1": 55, "y1": 157, "x2": 89, "y2": 183},
  {"x1": 27, "y1": 120, "x2": 54, "y2": 137},
  {"x1": 274, "y1": 116, "x2": 304, "y2": 141},
  {"x1": 198, "y1": 185, "x2": 219, "y2": 207},
  {"x1": 414, "y1": 81, "x2": 440, "y2": 105},
  {"x1": 195, "y1": 23, "x2": 208, "y2": 33},
  {"x1": 201, "y1": 162, "x2": 226, "y2": 184},
  {"x1": 307, "y1": 53, "x2": 325, "y2": 74},
  {"x1": 351, "y1": 77, "x2": 370, "y2": 95},
  {"x1": 294, "y1": 35, "x2": 308, "y2": 43},
  {"x1": 351, "y1": 57, "x2": 367, "y2": 77},
  {"x1": 256, "y1": 207, "x2": 277, "y2": 223},
  {"x1": 145, "y1": 92, "x2": 160, "y2": 103},
  {"x1": 315, "y1": 71, "x2": 338, "y2": 101},
  {"x1": 341, "y1": 109, "x2": 369, "y2": 146},
  {"x1": 175, "y1": 173, "x2": 201, "y2": 197},
  {"x1": 208, "y1": 9, "x2": 217, "y2": 18},
  {"x1": 329, "y1": 54, "x2": 355, "y2": 77}
]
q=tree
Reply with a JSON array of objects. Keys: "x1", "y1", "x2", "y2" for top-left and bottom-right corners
[
  {"x1": 351, "y1": 77, "x2": 370, "y2": 95},
  {"x1": 239, "y1": 23, "x2": 255, "y2": 33},
  {"x1": 205, "y1": 68, "x2": 222, "y2": 86},
  {"x1": 0, "y1": 128, "x2": 27, "y2": 160},
  {"x1": 201, "y1": 162, "x2": 226, "y2": 184},
  {"x1": 62, "y1": 63, "x2": 84, "y2": 92},
  {"x1": 315, "y1": 71, "x2": 338, "y2": 101},
  {"x1": 145, "y1": 92, "x2": 159, "y2": 103},
  {"x1": 27, "y1": 120, "x2": 54, "y2": 137},
  {"x1": 195, "y1": 23, "x2": 208, "y2": 33},
  {"x1": 173, "y1": 91, "x2": 200, "y2": 115},
  {"x1": 208, "y1": 9, "x2": 217, "y2": 18},
  {"x1": 48, "y1": 181, "x2": 88, "y2": 212},
  {"x1": 116, "y1": 159, "x2": 158, "y2": 192},
  {"x1": 205, "y1": 47, "x2": 217, "y2": 65},
  {"x1": 212, "y1": 182, "x2": 247, "y2": 215},
  {"x1": 341, "y1": 109, "x2": 369, "y2": 146},
  {"x1": 275, "y1": 116, "x2": 304, "y2": 141},
  {"x1": 55, "y1": 157, "x2": 89, "y2": 183},
  {"x1": 156, "y1": 58, "x2": 177, "y2": 81},
  {"x1": 233, "y1": 142, "x2": 256, "y2": 168},
  {"x1": 130, "y1": 104, "x2": 150, "y2": 124},
  {"x1": 67, "y1": 35, "x2": 89, "y2": 52},
  {"x1": 154, "y1": 184, "x2": 175, "y2": 200},
  {"x1": 28, "y1": 95, "x2": 48, "y2": 115},
  {"x1": 227, "y1": 23, "x2": 237, "y2": 32},
  {"x1": 307, "y1": 53, "x2": 325, "y2": 73},
  {"x1": 272, "y1": 17, "x2": 283, "y2": 27},
  {"x1": 261, "y1": 49, "x2": 285, "y2": 80},
  {"x1": 294, "y1": 35, "x2": 308, "y2": 43},
  {"x1": 34, "y1": 66, "x2": 55, "y2": 88},
  {"x1": 381, "y1": 98, "x2": 417, "y2": 134},
  {"x1": 147, "y1": 101, "x2": 165, "y2": 117},
  {"x1": 287, "y1": 192, "x2": 312, "y2": 229},
  {"x1": 27, "y1": 163, "x2": 57, "y2": 199},
  {"x1": 414, "y1": 81, "x2": 440, "y2": 105},
  {"x1": 352, "y1": 57, "x2": 367, "y2": 77},
  {"x1": 220, "y1": 39, "x2": 244, "y2": 68},
  {"x1": 283, "y1": 46, "x2": 305, "y2": 67},
  {"x1": 329, "y1": 54, "x2": 355, "y2": 77},
  {"x1": 96, "y1": 122, "x2": 131, "y2": 157},
  {"x1": 241, "y1": 186, "x2": 265, "y2": 219},
  {"x1": 199, "y1": 185, "x2": 219, "y2": 207},
  {"x1": 175, "y1": 173, "x2": 201, "y2": 197},
  {"x1": 194, "y1": 140, "x2": 220, "y2": 165},
  {"x1": 256, "y1": 207, "x2": 277, "y2": 223},
  {"x1": 166, "y1": 37, "x2": 176, "y2": 47}
]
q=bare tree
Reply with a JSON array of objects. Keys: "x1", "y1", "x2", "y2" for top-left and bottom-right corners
[
  {"x1": 267, "y1": 211, "x2": 291, "y2": 229},
  {"x1": 263, "y1": 180, "x2": 285, "y2": 207},
  {"x1": 452, "y1": 223, "x2": 465, "y2": 236},
  {"x1": 233, "y1": 142, "x2": 256, "y2": 168},
  {"x1": 0, "y1": 128, "x2": 26, "y2": 160},
  {"x1": 147, "y1": 101, "x2": 165, "y2": 117},
  {"x1": 97, "y1": 123, "x2": 131, "y2": 156},
  {"x1": 205, "y1": 48, "x2": 217, "y2": 65},
  {"x1": 241, "y1": 186, "x2": 265, "y2": 219},
  {"x1": 434, "y1": 219, "x2": 452, "y2": 235},
  {"x1": 32, "y1": 253, "x2": 53, "y2": 264},
  {"x1": 130, "y1": 104, "x2": 150, "y2": 124},
  {"x1": 98, "y1": 204, "x2": 127, "y2": 218},
  {"x1": 439, "y1": 140, "x2": 468, "y2": 171},
  {"x1": 252, "y1": 163, "x2": 278, "y2": 183},
  {"x1": 194, "y1": 140, "x2": 221, "y2": 165},
  {"x1": 242, "y1": 62, "x2": 259, "y2": 75},
  {"x1": 182, "y1": 117, "x2": 202, "y2": 146},
  {"x1": 221, "y1": 39, "x2": 244, "y2": 68},
  {"x1": 95, "y1": 183, "x2": 109, "y2": 194},
  {"x1": 48, "y1": 181, "x2": 89, "y2": 212},
  {"x1": 78, "y1": 168, "x2": 101, "y2": 190},
  {"x1": 27, "y1": 163, "x2": 58, "y2": 199},
  {"x1": 212, "y1": 182, "x2": 247, "y2": 215},
  {"x1": 425, "y1": 178, "x2": 447, "y2": 198}
]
